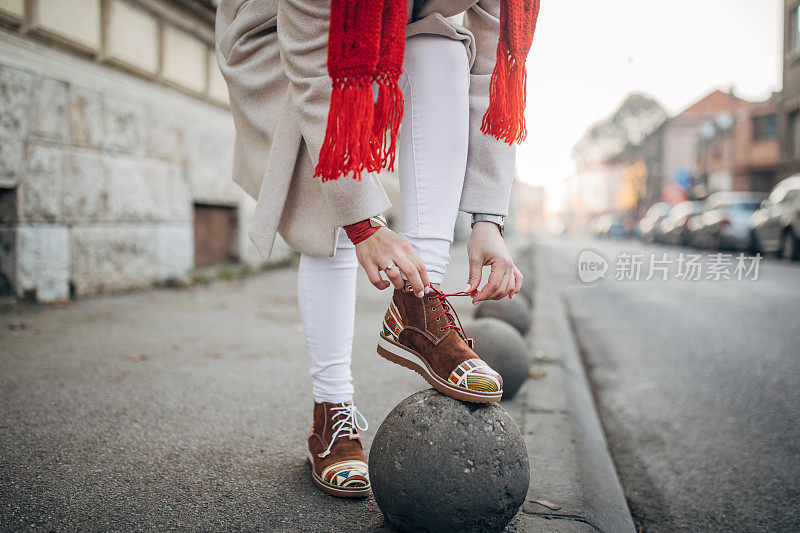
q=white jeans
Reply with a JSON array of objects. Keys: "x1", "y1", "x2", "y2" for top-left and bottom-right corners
[{"x1": 298, "y1": 35, "x2": 470, "y2": 403}]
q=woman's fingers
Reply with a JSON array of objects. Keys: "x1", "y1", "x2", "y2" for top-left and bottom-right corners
[
  {"x1": 365, "y1": 262, "x2": 391, "y2": 290},
  {"x1": 396, "y1": 256, "x2": 426, "y2": 296},
  {"x1": 510, "y1": 266, "x2": 523, "y2": 299},
  {"x1": 384, "y1": 264, "x2": 405, "y2": 290},
  {"x1": 491, "y1": 266, "x2": 513, "y2": 300},
  {"x1": 473, "y1": 262, "x2": 505, "y2": 303},
  {"x1": 416, "y1": 259, "x2": 430, "y2": 289}
]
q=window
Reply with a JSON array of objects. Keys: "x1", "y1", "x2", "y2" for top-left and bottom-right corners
[
  {"x1": 792, "y1": 6, "x2": 800, "y2": 54},
  {"x1": 789, "y1": 111, "x2": 800, "y2": 159},
  {"x1": 752, "y1": 114, "x2": 777, "y2": 141}
]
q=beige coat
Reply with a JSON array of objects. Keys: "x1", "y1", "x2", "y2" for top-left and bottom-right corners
[{"x1": 215, "y1": 0, "x2": 515, "y2": 260}]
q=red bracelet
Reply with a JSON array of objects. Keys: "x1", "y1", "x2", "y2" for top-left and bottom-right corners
[{"x1": 344, "y1": 220, "x2": 380, "y2": 245}]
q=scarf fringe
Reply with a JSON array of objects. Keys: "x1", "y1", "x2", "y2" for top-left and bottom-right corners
[
  {"x1": 314, "y1": 80, "x2": 375, "y2": 182},
  {"x1": 370, "y1": 79, "x2": 404, "y2": 172},
  {"x1": 481, "y1": 49, "x2": 527, "y2": 145}
]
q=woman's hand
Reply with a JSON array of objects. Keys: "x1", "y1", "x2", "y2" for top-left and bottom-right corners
[
  {"x1": 466, "y1": 221, "x2": 523, "y2": 303},
  {"x1": 355, "y1": 227, "x2": 430, "y2": 297}
]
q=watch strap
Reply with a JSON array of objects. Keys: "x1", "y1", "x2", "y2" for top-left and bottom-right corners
[{"x1": 471, "y1": 213, "x2": 505, "y2": 236}]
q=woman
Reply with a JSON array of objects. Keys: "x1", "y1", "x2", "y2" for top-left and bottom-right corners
[{"x1": 216, "y1": 0, "x2": 538, "y2": 498}]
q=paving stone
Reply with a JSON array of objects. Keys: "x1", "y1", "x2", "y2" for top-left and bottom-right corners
[
  {"x1": 184, "y1": 127, "x2": 238, "y2": 203},
  {"x1": 106, "y1": 155, "x2": 157, "y2": 222},
  {"x1": 522, "y1": 412, "x2": 584, "y2": 519},
  {"x1": 103, "y1": 95, "x2": 146, "y2": 154},
  {"x1": 71, "y1": 225, "x2": 157, "y2": 296},
  {"x1": 156, "y1": 223, "x2": 192, "y2": 281},
  {"x1": 0, "y1": 66, "x2": 35, "y2": 177},
  {"x1": 63, "y1": 150, "x2": 109, "y2": 223},
  {"x1": 524, "y1": 365, "x2": 570, "y2": 414},
  {"x1": 20, "y1": 144, "x2": 63, "y2": 222},
  {"x1": 69, "y1": 86, "x2": 103, "y2": 148},
  {"x1": 31, "y1": 77, "x2": 69, "y2": 142},
  {"x1": 148, "y1": 109, "x2": 184, "y2": 162},
  {"x1": 0, "y1": 65, "x2": 35, "y2": 139},
  {"x1": 0, "y1": 132, "x2": 23, "y2": 178},
  {"x1": 144, "y1": 160, "x2": 190, "y2": 222},
  {"x1": 14, "y1": 224, "x2": 70, "y2": 301},
  {"x1": 519, "y1": 515, "x2": 597, "y2": 533}
]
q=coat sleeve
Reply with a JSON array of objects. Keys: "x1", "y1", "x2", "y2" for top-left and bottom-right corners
[
  {"x1": 277, "y1": 0, "x2": 391, "y2": 227},
  {"x1": 459, "y1": 0, "x2": 516, "y2": 216}
]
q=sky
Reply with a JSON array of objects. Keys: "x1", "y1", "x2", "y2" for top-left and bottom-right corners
[{"x1": 516, "y1": 0, "x2": 783, "y2": 210}]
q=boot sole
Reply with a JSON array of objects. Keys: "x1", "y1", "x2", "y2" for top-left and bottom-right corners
[
  {"x1": 377, "y1": 335, "x2": 502, "y2": 403},
  {"x1": 306, "y1": 454, "x2": 371, "y2": 498}
]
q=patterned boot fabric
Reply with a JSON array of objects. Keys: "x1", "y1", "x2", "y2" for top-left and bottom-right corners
[
  {"x1": 307, "y1": 401, "x2": 370, "y2": 497},
  {"x1": 378, "y1": 285, "x2": 503, "y2": 403}
]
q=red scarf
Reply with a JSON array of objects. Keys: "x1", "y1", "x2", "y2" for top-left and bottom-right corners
[{"x1": 314, "y1": 0, "x2": 541, "y2": 182}]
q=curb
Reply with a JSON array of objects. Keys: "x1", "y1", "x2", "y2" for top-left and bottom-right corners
[{"x1": 510, "y1": 241, "x2": 636, "y2": 533}]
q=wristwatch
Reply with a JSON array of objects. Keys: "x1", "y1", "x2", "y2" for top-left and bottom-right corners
[
  {"x1": 471, "y1": 213, "x2": 505, "y2": 237},
  {"x1": 368, "y1": 214, "x2": 388, "y2": 228}
]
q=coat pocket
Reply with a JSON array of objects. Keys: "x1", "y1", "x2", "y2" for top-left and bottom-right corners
[{"x1": 216, "y1": 0, "x2": 278, "y2": 63}]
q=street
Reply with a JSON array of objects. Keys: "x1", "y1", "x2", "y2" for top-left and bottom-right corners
[
  {"x1": 538, "y1": 235, "x2": 800, "y2": 531},
  {"x1": 0, "y1": 243, "x2": 547, "y2": 531}
]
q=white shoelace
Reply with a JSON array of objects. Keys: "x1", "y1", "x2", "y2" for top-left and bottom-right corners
[{"x1": 321, "y1": 403, "x2": 369, "y2": 458}]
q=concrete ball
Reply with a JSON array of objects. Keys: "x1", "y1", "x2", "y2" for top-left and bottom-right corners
[
  {"x1": 514, "y1": 290, "x2": 532, "y2": 310},
  {"x1": 473, "y1": 298, "x2": 532, "y2": 336},
  {"x1": 369, "y1": 389, "x2": 530, "y2": 533},
  {"x1": 467, "y1": 318, "x2": 530, "y2": 400}
]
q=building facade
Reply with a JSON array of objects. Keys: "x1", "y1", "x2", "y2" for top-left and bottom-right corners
[
  {"x1": 643, "y1": 90, "x2": 750, "y2": 207},
  {"x1": 696, "y1": 94, "x2": 780, "y2": 195},
  {"x1": 781, "y1": 0, "x2": 800, "y2": 179},
  {"x1": 0, "y1": 0, "x2": 295, "y2": 302}
]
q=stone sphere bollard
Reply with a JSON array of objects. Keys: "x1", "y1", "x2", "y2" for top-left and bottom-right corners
[
  {"x1": 514, "y1": 290, "x2": 532, "y2": 310},
  {"x1": 474, "y1": 298, "x2": 532, "y2": 336},
  {"x1": 467, "y1": 318, "x2": 530, "y2": 400},
  {"x1": 370, "y1": 389, "x2": 530, "y2": 533}
]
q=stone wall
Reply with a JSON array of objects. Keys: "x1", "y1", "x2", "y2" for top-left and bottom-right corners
[{"x1": 0, "y1": 27, "x2": 289, "y2": 302}]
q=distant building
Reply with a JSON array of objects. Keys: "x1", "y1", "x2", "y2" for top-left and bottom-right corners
[
  {"x1": 0, "y1": 1, "x2": 293, "y2": 302},
  {"x1": 641, "y1": 90, "x2": 750, "y2": 207},
  {"x1": 781, "y1": 0, "x2": 800, "y2": 178},
  {"x1": 510, "y1": 179, "x2": 546, "y2": 235},
  {"x1": 564, "y1": 90, "x2": 756, "y2": 233},
  {"x1": 563, "y1": 160, "x2": 626, "y2": 234},
  {"x1": 695, "y1": 94, "x2": 780, "y2": 196},
  {"x1": 564, "y1": 94, "x2": 668, "y2": 233}
]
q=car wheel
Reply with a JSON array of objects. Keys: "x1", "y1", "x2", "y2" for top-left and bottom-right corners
[
  {"x1": 782, "y1": 229, "x2": 800, "y2": 261},
  {"x1": 713, "y1": 232, "x2": 723, "y2": 251},
  {"x1": 749, "y1": 230, "x2": 760, "y2": 255}
]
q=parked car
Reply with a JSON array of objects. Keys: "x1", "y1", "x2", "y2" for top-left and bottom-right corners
[
  {"x1": 638, "y1": 202, "x2": 671, "y2": 243},
  {"x1": 751, "y1": 176, "x2": 800, "y2": 260},
  {"x1": 657, "y1": 201, "x2": 705, "y2": 246},
  {"x1": 590, "y1": 213, "x2": 627, "y2": 238},
  {"x1": 690, "y1": 192, "x2": 764, "y2": 250}
]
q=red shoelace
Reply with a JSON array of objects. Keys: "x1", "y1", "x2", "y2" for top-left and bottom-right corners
[{"x1": 427, "y1": 287, "x2": 477, "y2": 337}]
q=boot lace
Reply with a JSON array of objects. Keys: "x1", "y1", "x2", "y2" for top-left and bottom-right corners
[
  {"x1": 428, "y1": 287, "x2": 476, "y2": 338},
  {"x1": 321, "y1": 403, "x2": 369, "y2": 458}
]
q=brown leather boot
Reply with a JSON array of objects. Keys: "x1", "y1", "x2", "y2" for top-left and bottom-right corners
[
  {"x1": 307, "y1": 401, "x2": 370, "y2": 498},
  {"x1": 377, "y1": 285, "x2": 503, "y2": 403}
]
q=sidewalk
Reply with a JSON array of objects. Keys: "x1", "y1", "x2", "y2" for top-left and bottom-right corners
[{"x1": 0, "y1": 238, "x2": 631, "y2": 531}]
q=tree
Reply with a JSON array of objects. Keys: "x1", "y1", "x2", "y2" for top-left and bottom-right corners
[{"x1": 572, "y1": 93, "x2": 668, "y2": 169}]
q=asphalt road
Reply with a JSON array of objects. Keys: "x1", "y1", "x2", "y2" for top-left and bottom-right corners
[
  {"x1": 538, "y1": 235, "x2": 800, "y2": 532},
  {"x1": 0, "y1": 243, "x2": 535, "y2": 531}
]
